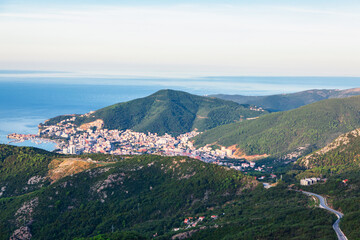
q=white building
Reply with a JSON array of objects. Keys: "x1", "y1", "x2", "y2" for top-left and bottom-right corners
[
  {"x1": 300, "y1": 178, "x2": 321, "y2": 186},
  {"x1": 69, "y1": 145, "x2": 77, "y2": 154}
]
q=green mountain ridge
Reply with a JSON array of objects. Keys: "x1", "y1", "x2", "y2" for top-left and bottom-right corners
[
  {"x1": 0, "y1": 144, "x2": 337, "y2": 239},
  {"x1": 43, "y1": 89, "x2": 267, "y2": 136},
  {"x1": 212, "y1": 88, "x2": 360, "y2": 111},
  {"x1": 194, "y1": 95, "x2": 360, "y2": 158},
  {"x1": 297, "y1": 128, "x2": 360, "y2": 176}
]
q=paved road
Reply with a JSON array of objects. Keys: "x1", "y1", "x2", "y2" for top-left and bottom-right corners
[{"x1": 302, "y1": 191, "x2": 348, "y2": 240}]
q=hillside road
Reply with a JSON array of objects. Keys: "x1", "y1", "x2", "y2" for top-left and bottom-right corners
[{"x1": 302, "y1": 191, "x2": 348, "y2": 240}]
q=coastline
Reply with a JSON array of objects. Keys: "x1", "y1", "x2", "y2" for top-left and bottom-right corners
[{"x1": 1, "y1": 133, "x2": 58, "y2": 152}]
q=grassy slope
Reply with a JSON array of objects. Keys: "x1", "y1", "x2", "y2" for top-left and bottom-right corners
[
  {"x1": 194, "y1": 96, "x2": 360, "y2": 157},
  {"x1": 44, "y1": 89, "x2": 267, "y2": 136},
  {"x1": 0, "y1": 145, "x2": 336, "y2": 240}
]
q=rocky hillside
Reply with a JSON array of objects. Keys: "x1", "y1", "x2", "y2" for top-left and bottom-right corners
[{"x1": 298, "y1": 128, "x2": 360, "y2": 171}]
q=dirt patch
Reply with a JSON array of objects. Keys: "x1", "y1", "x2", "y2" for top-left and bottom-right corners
[
  {"x1": 79, "y1": 119, "x2": 104, "y2": 130},
  {"x1": 228, "y1": 145, "x2": 269, "y2": 160},
  {"x1": 48, "y1": 158, "x2": 100, "y2": 183},
  {"x1": 172, "y1": 229, "x2": 201, "y2": 240}
]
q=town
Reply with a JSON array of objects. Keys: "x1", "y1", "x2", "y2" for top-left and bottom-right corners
[{"x1": 7, "y1": 115, "x2": 270, "y2": 174}]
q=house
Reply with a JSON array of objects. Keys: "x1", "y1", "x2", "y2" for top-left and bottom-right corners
[
  {"x1": 211, "y1": 215, "x2": 218, "y2": 220},
  {"x1": 300, "y1": 179, "x2": 311, "y2": 186},
  {"x1": 342, "y1": 179, "x2": 349, "y2": 184}
]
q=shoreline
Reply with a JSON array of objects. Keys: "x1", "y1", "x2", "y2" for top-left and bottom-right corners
[{"x1": 5, "y1": 133, "x2": 60, "y2": 151}]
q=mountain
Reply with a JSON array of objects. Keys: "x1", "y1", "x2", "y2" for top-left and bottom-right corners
[
  {"x1": 294, "y1": 132, "x2": 360, "y2": 240},
  {"x1": 211, "y1": 88, "x2": 360, "y2": 112},
  {"x1": 194, "y1": 96, "x2": 360, "y2": 158},
  {"x1": 42, "y1": 89, "x2": 268, "y2": 136},
  {"x1": 0, "y1": 144, "x2": 337, "y2": 240}
]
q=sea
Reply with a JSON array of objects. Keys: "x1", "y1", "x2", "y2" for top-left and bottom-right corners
[{"x1": 1, "y1": 74, "x2": 360, "y2": 151}]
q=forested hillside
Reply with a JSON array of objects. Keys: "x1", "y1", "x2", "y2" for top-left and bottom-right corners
[
  {"x1": 212, "y1": 88, "x2": 360, "y2": 111},
  {"x1": 296, "y1": 128, "x2": 360, "y2": 178},
  {"x1": 42, "y1": 89, "x2": 267, "y2": 136},
  {"x1": 285, "y1": 128, "x2": 360, "y2": 239},
  {"x1": 0, "y1": 145, "x2": 337, "y2": 240},
  {"x1": 0, "y1": 144, "x2": 56, "y2": 197},
  {"x1": 194, "y1": 96, "x2": 360, "y2": 158},
  {"x1": 298, "y1": 170, "x2": 360, "y2": 240}
]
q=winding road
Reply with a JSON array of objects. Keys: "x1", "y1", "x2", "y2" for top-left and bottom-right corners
[{"x1": 302, "y1": 191, "x2": 348, "y2": 240}]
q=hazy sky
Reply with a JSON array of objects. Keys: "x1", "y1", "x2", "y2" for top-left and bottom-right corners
[{"x1": 1, "y1": 0, "x2": 360, "y2": 77}]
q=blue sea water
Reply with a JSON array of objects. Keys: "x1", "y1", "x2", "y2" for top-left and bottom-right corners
[
  {"x1": 0, "y1": 83, "x2": 165, "y2": 150},
  {"x1": 1, "y1": 76, "x2": 360, "y2": 151}
]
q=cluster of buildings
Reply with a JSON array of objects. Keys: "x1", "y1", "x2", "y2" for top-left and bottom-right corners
[
  {"x1": 36, "y1": 117, "x2": 237, "y2": 162},
  {"x1": 249, "y1": 106, "x2": 265, "y2": 112},
  {"x1": 9, "y1": 115, "x2": 277, "y2": 174},
  {"x1": 7, "y1": 133, "x2": 38, "y2": 142},
  {"x1": 300, "y1": 177, "x2": 321, "y2": 186},
  {"x1": 183, "y1": 216, "x2": 206, "y2": 228},
  {"x1": 8, "y1": 114, "x2": 271, "y2": 173},
  {"x1": 213, "y1": 160, "x2": 265, "y2": 172},
  {"x1": 174, "y1": 215, "x2": 217, "y2": 231}
]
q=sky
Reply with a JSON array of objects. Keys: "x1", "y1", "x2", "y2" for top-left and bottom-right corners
[{"x1": 0, "y1": 0, "x2": 360, "y2": 77}]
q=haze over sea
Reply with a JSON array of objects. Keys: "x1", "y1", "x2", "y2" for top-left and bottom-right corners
[{"x1": 1, "y1": 73, "x2": 360, "y2": 151}]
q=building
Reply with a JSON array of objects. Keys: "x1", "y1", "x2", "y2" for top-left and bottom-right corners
[
  {"x1": 300, "y1": 178, "x2": 321, "y2": 186},
  {"x1": 69, "y1": 145, "x2": 77, "y2": 154}
]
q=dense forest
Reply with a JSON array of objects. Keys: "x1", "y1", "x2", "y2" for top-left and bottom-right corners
[
  {"x1": 296, "y1": 128, "x2": 360, "y2": 177},
  {"x1": 298, "y1": 170, "x2": 360, "y2": 240},
  {"x1": 194, "y1": 96, "x2": 360, "y2": 157}
]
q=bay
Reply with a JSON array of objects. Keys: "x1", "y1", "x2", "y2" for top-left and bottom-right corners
[{"x1": 1, "y1": 76, "x2": 359, "y2": 151}]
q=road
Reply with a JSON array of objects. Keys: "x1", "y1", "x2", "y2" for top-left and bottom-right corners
[{"x1": 302, "y1": 191, "x2": 348, "y2": 240}]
